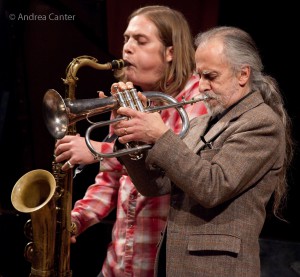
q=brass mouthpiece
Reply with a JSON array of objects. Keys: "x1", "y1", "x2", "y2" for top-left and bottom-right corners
[{"x1": 201, "y1": 94, "x2": 215, "y2": 101}]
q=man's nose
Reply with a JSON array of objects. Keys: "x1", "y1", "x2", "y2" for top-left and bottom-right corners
[{"x1": 198, "y1": 79, "x2": 210, "y2": 92}]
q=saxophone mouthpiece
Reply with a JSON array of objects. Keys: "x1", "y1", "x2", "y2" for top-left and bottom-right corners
[
  {"x1": 111, "y1": 59, "x2": 128, "y2": 70},
  {"x1": 123, "y1": 60, "x2": 130, "y2": 66}
]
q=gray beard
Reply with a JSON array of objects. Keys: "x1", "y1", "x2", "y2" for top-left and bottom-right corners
[{"x1": 205, "y1": 102, "x2": 226, "y2": 118}]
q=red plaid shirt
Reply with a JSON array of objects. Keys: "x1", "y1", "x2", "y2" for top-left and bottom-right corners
[{"x1": 71, "y1": 73, "x2": 207, "y2": 277}]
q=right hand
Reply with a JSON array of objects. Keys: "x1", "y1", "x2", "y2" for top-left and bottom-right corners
[{"x1": 55, "y1": 134, "x2": 100, "y2": 171}]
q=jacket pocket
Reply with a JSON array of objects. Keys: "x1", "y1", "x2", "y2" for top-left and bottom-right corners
[{"x1": 188, "y1": 233, "x2": 241, "y2": 254}]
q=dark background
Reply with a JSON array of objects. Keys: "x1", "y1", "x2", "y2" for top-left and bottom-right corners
[{"x1": 0, "y1": 1, "x2": 299, "y2": 276}]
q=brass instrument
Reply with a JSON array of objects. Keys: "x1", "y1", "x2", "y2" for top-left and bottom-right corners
[
  {"x1": 11, "y1": 56, "x2": 125, "y2": 277},
  {"x1": 43, "y1": 87, "x2": 209, "y2": 160},
  {"x1": 11, "y1": 170, "x2": 56, "y2": 277},
  {"x1": 85, "y1": 90, "x2": 209, "y2": 160}
]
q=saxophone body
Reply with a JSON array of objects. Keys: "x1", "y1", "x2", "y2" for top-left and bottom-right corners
[{"x1": 11, "y1": 56, "x2": 125, "y2": 277}]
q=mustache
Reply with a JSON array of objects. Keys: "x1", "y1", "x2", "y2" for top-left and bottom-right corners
[
  {"x1": 204, "y1": 91, "x2": 218, "y2": 101},
  {"x1": 204, "y1": 91, "x2": 228, "y2": 106},
  {"x1": 202, "y1": 91, "x2": 227, "y2": 116}
]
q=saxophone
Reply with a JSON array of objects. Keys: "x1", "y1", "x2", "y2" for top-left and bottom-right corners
[{"x1": 11, "y1": 56, "x2": 126, "y2": 277}]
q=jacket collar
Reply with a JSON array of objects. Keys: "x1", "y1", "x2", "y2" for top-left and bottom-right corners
[{"x1": 184, "y1": 91, "x2": 265, "y2": 152}]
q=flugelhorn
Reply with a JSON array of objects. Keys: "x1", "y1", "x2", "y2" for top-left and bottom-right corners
[{"x1": 43, "y1": 87, "x2": 209, "y2": 160}]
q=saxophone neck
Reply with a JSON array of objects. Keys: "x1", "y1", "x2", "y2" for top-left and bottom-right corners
[{"x1": 62, "y1": 56, "x2": 126, "y2": 99}]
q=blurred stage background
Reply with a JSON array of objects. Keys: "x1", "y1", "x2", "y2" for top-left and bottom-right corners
[{"x1": 0, "y1": 0, "x2": 299, "y2": 276}]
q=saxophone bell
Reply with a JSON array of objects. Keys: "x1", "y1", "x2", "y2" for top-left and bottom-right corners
[
  {"x1": 11, "y1": 169, "x2": 57, "y2": 276},
  {"x1": 12, "y1": 56, "x2": 126, "y2": 277}
]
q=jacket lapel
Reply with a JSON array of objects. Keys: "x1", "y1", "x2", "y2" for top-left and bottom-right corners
[
  {"x1": 193, "y1": 119, "x2": 229, "y2": 153},
  {"x1": 183, "y1": 114, "x2": 211, "y2": 151},
  {"x1": 184, "y1": 91, "x2": 264, "y2": 153}
]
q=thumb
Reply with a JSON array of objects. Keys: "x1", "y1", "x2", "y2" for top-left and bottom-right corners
[{"x1": 97, "y1": 91, "x2": 107, "y2": 98}]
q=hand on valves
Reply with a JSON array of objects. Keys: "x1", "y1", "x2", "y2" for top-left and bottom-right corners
[{"x1": 112, "y1": 82, "x2": 170, "y2": 145}]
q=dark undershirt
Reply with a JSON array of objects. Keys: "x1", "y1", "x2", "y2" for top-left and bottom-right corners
[{"x1": 203, "y1": 90, "x2": 255, "y2": 136}]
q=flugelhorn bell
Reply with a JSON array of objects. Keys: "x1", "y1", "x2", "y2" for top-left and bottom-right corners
[{"x1": 43, "y1": 89, "x2": 119, "y2": 139}]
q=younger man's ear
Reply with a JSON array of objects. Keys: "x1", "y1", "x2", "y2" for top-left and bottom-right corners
[{"x1": 166, "y1": 46, "x2": 173, "y2": 62}]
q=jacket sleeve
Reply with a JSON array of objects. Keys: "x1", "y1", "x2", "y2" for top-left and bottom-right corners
[
  {"x1": 144, "y1": 112, "x2": 285, "y2": 208},
  {"x1": 116, "y1": 143, "x2": 172, "y2": 197}
]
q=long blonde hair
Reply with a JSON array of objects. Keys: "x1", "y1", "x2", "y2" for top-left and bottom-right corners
[{"x1": 115, "y1": 5, "x2": 195, "y2": 96}]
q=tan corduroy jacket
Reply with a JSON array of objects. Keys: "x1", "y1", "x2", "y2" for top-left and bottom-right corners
[{"x1": 121, "y1": 91, "x2": 285, "y2": 277}]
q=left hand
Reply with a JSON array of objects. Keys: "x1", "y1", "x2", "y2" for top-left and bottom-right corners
[{"x1": 113, "y1": 107, "x2": 169, "y2": 145}]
